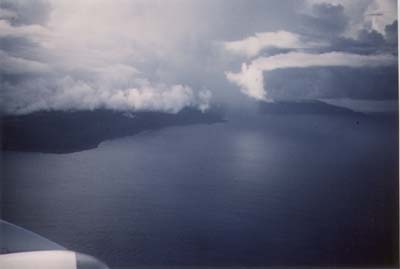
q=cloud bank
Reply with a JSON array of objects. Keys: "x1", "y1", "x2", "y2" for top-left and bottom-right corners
[
  {"x1": 224, "y1": 0, "x2": 397, "y2": 101},
  {"x1": 0, "y1": 0, "x2": 214, "y2": 115},
  {"x1": 0, "y1": 0, "x2": 397, "y2": 114},
  {"x1": 3, "y1": 76, "x2": 211, "y2": 115},
  {"x1": 223, "y1": 31, "x2": 324, "y2": 57},
  {"x1": 226, "y1": 52, "x2": 396, "y2": 100}
]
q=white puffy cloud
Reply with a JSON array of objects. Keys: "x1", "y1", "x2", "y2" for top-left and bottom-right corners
[
  {"x1": 226, "y1": 52, "x2": 396, "y2": 100},
  {"x1": 223, "y1": 31, "x2": 323, "y2": 57},
  {"x1": 197, "y1": 89, "x2": 213, "y2": 112},
  {"x1": 0, "y1": 0, "x2": 216, "y2": 114},
  {"x1": 1, "y1": 76, "x2": 212, "y2": 115}
]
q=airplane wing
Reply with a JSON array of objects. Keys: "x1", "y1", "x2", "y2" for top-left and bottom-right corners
[{"x1": 0, "y1": 220, "x2": 108, "y2": 269}]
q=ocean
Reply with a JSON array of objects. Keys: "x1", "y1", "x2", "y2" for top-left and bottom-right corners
[{"x1": 2, "y1": 113, "x2": 398, "y2": 267}]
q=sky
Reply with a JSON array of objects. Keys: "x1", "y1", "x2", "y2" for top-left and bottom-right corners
[{"x1": 0, "y1": 0, "x2": 398, "y2": 114}]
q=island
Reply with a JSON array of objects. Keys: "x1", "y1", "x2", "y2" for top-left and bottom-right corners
[
  {"x1": 258, "y1": 100, "x2": 363, "y2": 115},
  {"x1": 1, "y1": 108, "x2": 225, "y2": 153}
]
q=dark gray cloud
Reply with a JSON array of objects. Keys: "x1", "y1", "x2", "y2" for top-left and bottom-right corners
[
  {"x1": 385, "y1": 20, "x2": 398, "y2": 45},
  {"x1": 324, "y1": 32, "x2": 396, "y2": 55},
  {"x1": 296, "y1": 2, "x2": 397, "y2": 55},
  {"x1": 298, "y1": 3, "x2": 348, "y2": 36},
  {"x1": 0, "y1": 36, "x2": 38, "y2": 58},
  {"x1": 266, "y1": 66, "x2": 398, "y2": 100},
  {"x1": 0, "y1": 0, "x2": 51, "y2": 26}
]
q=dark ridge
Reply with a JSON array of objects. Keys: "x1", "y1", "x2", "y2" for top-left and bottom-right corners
[
  {"x1": 258, "y1": 99, "x2": 364, "y2": 115},
  {"x1": 1, "y1": 107, "x2": 225, "y2": 154}
]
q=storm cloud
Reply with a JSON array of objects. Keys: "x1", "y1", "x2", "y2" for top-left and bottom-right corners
[
  {"x1": 224, "y1": 0, "x2": 397, "y2": 102},
  {"x1": 226, "y1": 52, "x2": 396, "y2": 100},
  {"x1": 0, "y1": 0, "x2": 398, "y2": 114},
  {"x1": 0, "y1": 0, "x2": 216, "y2": 114}
]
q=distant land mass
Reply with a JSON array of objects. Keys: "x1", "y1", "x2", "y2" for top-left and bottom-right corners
[
  {"x1": 258, "y1": 100, "x2": 363, "y2": 115},
  {"x1": 1, "y1": 108, "x2": 225, "y2": 153}
]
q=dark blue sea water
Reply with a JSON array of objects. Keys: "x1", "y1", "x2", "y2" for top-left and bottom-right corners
[{"x1": 2, "y1": 113, "x2": 398, "y2": 267}]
